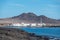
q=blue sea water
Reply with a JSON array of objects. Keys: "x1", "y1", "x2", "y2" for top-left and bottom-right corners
[
  {"x1": 20, "y1": 27, "x2": 60, "y2": 38},
  {"x1": 6, "y1": 26, "x2": 60, "y2": 38}
]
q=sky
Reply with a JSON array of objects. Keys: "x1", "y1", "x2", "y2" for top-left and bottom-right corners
[{"x1": 0, "y1": 0, "x2": 60, "y2": 19}]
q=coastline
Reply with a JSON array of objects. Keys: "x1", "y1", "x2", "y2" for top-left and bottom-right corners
[
  {"x1": 0, "y1": 26, "x2": 60, "y2": 40},
  {"x1": 0, "y1": 27, "x2": 49, "y2": 40}
]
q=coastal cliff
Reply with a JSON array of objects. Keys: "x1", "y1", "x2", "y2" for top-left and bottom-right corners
[{"x1": 0, "y1": 27, "x2": 49, "y2": 40}]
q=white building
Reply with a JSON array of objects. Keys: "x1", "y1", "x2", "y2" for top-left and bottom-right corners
[
  {"x1": 37, "y1": 23, "x2": 46, "y2": 27},
  {"x1": 30, "y1": 23, "x2": 37, "y2": 27},
  {"x1": 12, "y1": 22, "x2": 46, "y2": 27},
  {"x1": 12, "y1": 23, "x2": 30, "y2": 27},
  {"x1": 12, "y1": 23, "x2": 22, "y2": 26},
  {"x1": 21, "y1": 23, "x2": 30, "y2": 27}
]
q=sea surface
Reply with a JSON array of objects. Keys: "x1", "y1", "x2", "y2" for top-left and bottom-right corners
[{"x1": 5, "y1": 26, "x2": 60, "y2": 38}]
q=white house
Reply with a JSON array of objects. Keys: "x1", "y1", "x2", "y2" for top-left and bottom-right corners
[
  {"x1": 30, "y1": 23, "x2": 37, "y2": 27},
  {"x1": 37, "y1": 23, "x2": 46, "y2": 27},
  {"x1": 12, "y1": 23, "x2": 22, "y2": 26}
]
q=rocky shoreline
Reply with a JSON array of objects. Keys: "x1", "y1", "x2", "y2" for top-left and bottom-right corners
[
  {"x1": 0, "y1": 27, "x2": 60, "y2": 40},
  {"x1": 0, "y1": 27, "x2": 51, "y2": 40}
]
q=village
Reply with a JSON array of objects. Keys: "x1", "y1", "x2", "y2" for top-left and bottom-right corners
[{"x1": 0, "y1": 22, "x2": 60, "y2": 27}]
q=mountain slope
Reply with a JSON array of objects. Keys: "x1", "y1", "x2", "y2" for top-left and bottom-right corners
[
  {"x1": 0, "y1": 12, "x2": 60, "y2": 23},
  {"x1": 10, "y1": 12, "x2": 60, "y2": 23}
]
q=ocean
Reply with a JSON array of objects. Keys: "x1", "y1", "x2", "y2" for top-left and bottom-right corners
[{"x1": 5, "y1": 26, "x2": 60, "y2": 38}]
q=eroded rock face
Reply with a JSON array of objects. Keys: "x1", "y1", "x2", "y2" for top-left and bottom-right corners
[{"x1": 0, "y1": 27, "x2": 49, "y2": 40}]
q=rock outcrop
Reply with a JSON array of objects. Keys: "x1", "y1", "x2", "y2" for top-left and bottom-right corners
[{"x1": 0, "y1": 27, "x2": 49, "y2": 40}]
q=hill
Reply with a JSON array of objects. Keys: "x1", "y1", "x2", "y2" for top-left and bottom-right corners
[
  {"x1": 11, "y1": 12, "x2": 60, "y2": 23},
  {"x1": 0, "y1": 12, "x2": 60, "y2": 24}
]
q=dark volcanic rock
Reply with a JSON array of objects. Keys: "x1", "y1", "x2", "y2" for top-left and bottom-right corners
[
  {"x1": 0, "y1": 27, "x2": 49, "y2": 40},
  {"x1": 0, "y1": 12, "x2": 60, "y2": 23},
  {"x1": 0, "y1": 28, "x2": 30, "y2": 40},
  {"x1": 11, "y1": 12, "x2": 60, "y2": 23},
  {"x1": 38, "y1": 15, "x2": 59, "y2": 23},
  {"x1": 11, "y1": 12, "x2": 38, "y2": 23}
]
